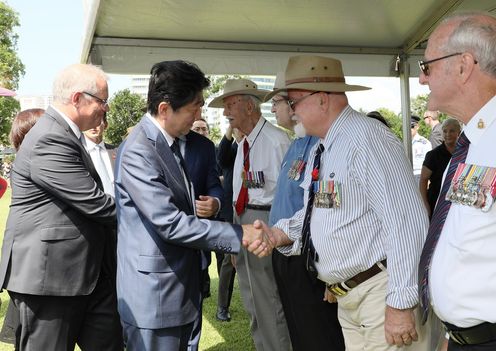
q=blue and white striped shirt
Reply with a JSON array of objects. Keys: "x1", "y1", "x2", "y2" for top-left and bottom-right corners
[{"x1": 275, "y1": 106, "x2": 428, "y2": 309}]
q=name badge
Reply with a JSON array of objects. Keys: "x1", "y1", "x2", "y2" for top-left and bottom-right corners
[
  {"x1": 312, "y1": 180, "x2": 341, "y2": 208},
  {"x1": 446, "y1": 163, "x2": 496, "y2": 212}
]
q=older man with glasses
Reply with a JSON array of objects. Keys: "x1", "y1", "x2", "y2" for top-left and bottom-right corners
[
  {"x1": 0, "y1": 63, "x2": 123, "y2": 351},
  {"x1": 417, "y1": 11, "x2": 496, "y2": 351},
  {"x1": 260, "y1": 55, "x2": 432, "y2": 350}
]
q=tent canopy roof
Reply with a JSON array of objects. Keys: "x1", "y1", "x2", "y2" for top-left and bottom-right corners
[{"x1": 80, "y1": 0, "x2": 496, "y2": 77}]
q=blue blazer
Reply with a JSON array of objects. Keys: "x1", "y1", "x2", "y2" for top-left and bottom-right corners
[{"x1": 114, "y1": 116, "x2": 242, "y2": 329}]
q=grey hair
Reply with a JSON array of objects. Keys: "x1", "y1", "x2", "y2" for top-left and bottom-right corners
[
  {"x1": 424, "y1": 110, "x2": 440, "y2": 121},
  {"x1": 242, "y1": 95, "x2": 262, "y2": 114},
  {"x1": 441, "y1": 11, "x2": 496, "y2": 77},
  {"x1": 442, "y1": 117, "x2": 462, "y2": 131},
  {"x1": 52, "y1": 64, "x2": 108, "y2": 103}
]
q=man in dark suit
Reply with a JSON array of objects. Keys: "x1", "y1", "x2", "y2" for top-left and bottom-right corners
[
  {"x1": 0, "y1": 63, "x2": 123, "y2": 350},
  {"x1": 115, "y1": 60, "x2": 270, "y2": 351}
]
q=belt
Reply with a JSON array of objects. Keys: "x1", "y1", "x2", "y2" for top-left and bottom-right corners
[
  {"x1": 234, "y1": 202, "x2": 272, "y2": 211},
  {"x1": 246, "y1": 204, "x2": 271, "y2": 211},
  {"x1": 327, "y1": 259, "x2": 387, "y2": 297},
  {"x1": 444, "y1": 322, "x2": 496, "y2": 345}
]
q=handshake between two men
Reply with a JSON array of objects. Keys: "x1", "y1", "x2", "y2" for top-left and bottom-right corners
[{"x1": 240, "y1": 220, "x2": 291, "y2": 257}]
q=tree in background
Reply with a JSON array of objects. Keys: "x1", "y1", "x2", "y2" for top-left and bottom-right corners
[
  {"x1": 0, "y1": 2, "x2": 25, "y2": 145},
  {"x1": 410, "y1": 93, "x2": 448, "y2": 139},
  {"x1": 105, "y1": 89, "x2": 146, "y2": 145},
  {"x1": 209, "y1": 125, "x2": 222, "y2": 145},
  {"x1": 205, "y1": 74, "x2": 243, "y2": 99},
  {"x1": 376, "y1": 107, "x2": 403, "y2": 140}
]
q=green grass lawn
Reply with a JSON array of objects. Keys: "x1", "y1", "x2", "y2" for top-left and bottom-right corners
[{"x1": 0, "y1": 185, "x2": 255, "y2": 350}]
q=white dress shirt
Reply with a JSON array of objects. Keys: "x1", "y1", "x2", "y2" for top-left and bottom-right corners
[
  {"x1": 83, "y1": 136, "x2": 114, "y2": 197},
  {"x1": 275, "y1": 106, "x2": 428, "y2": 309},
  {"x1": 430, "y1": 96, "x2": 496, "y2": 327},
  {"x1": 412, "y1": 133, "x2": 432, "y2": 176},
  {"x1": 232, "y1": 117, "x2": 291, "y2": 206}
]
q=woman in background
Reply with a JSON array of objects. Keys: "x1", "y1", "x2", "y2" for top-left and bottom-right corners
[
  {"x1": 0, "y1": 108, "x2": 44, "y2": 349},
  {"x1": 419, "y1": 117, "x2": 462, "y2": 218}
]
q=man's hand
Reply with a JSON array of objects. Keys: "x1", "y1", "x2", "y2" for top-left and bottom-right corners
[
  {"x1": 195, "y1": 195, "x2": 219, "y2": 218},
  {"x1": 384, "y1": 306, "x2": 418, "y2": 347},
  {"x1": 241, "y1": 220, "x2": 273, "y2": 257},
  {"x1": 323, "y1": 287, "x2": 337, "y2": 303},
  {"x1": 253, "y1": 220, "x2": 293, "y2": 248}
]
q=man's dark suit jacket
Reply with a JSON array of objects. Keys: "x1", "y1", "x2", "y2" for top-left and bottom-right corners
[
  {"x1": 115, "y1": 115, "x2": 242, "y2": 330},
  {"x1": 184, "y1": 131, "x2": 223, "y2": 211},
  {"x1": 0, "y1": 107, "x2": 116, "y2": 296}
]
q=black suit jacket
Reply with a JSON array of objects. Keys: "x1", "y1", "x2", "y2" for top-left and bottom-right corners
[{"x1": 0, "y1": 107, "x2": 116, "y2": 296}]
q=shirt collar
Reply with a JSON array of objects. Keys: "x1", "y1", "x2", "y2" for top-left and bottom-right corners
[
  {"x1": 321, "y1": 105, "x2": 352, "y2": 150},
  {"x1": 83, "y1": 135, "x2": 104, "y2": 150},
  {"x1": 245, "y1": 116, "x2": 265, "y2": 145},
  {"x1": 51, "y1": 105, "x2": 81, "y2": 140},
  {"x1": 463, "y1": 95, "x2": 496, "y2": 147},
  {"x1": 147, "y1": 113, "x2": 175, "y2": 146}
]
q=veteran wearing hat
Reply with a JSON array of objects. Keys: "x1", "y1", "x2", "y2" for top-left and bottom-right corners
[
  {"x1": 266, "y1": 72, "x2": 344, "y2": 351},
  {"x1": 209, "y1": 79, "x2": 292, "y2": 350},
  {"x1": 259, "y1": 55, "x2": 431, "y2": 350}
]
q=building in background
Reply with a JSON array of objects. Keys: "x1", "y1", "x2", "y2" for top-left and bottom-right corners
[{"x1": 18, "y1": 95, "x2": 53, "y2": 110}]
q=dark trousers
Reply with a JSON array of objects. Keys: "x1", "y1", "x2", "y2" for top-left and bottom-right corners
[
  {"x1": 272, "y1": 250, "x2": 345, "y2": 351},
  {"x1": 9, "y1": 274, "x2": 123, "y2": 351},
  {"x1": 123, "y1": 320, "x2": 194, "y2": 351},
  {"x1": 0, "y1": 299, "x2": 20, "y2": 349},
  {"x1": 448, "y1": 339, "x2": 496, "y2": 350},
  {"x1": 216, "y1": 253, "x2": 235, "y2": 309}
]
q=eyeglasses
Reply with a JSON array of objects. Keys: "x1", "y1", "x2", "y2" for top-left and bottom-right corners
[
  {"x1": 287, "y1": 91, "x2": 320, "y2": 110},
  {"x1": 418, "y1": 53, "x2": 462, "y2": 76},
  {"x1": 82, "y1": 91, "x2": 109, "y2": 108},
  {"x1": 271, "y1": 98, "x2": 288, "y2": 107}
]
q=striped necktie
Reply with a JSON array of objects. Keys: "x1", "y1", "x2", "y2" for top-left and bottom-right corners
[
  {"x1": 302, "y1": 143, "x2": 324, "y2": 280},
  {"x1": 418, "y1": 132, "x2": 470, "y2": 323}
]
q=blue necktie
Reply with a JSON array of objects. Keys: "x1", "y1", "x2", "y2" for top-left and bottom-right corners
[{"x1": 418, "y1": 132, "x2": 470, "y2": 323}]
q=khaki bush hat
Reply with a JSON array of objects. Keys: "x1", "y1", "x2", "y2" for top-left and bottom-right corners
[
  {"x1": 265, "y1": 55, "x2": 370, "y2": 101},
  {"x1": 208, "y1": 79, "x2": 270, "y2": 108}
]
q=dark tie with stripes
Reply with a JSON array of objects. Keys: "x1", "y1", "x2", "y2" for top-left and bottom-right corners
[
  {"x1": 302, "y1": 143, "x2": 325, "y2": 280},
  {"x1": 418, "y1": 132, "x2": 470, "y2": 323}
]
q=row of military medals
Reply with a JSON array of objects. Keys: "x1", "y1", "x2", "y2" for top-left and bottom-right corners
[
  {"x1": 242, "y1": 170, "x2": 265, "y2": 188},
  {"x1": 446, "y1": 163, "x2": 496, "y2": 212},
  {"x1": 289, "y1": 156, "x2": 342, "y2": 209}
]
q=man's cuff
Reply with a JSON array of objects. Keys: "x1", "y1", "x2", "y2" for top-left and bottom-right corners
[
  {"x1": 274, "y1": 219, "x2": 301, "y2": 256},
  {"x1": 386, "y1": 286, "x2": 419, "y2": 309},
  {"x1": 213, "y1": 197, "x2": 221, "y2": 217}
]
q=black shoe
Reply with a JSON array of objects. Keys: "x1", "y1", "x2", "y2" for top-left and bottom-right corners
[{"x1": 216, "y1": 307, "x2": 231, "y2": 322}]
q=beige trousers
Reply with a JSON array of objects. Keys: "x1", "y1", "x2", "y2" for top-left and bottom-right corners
[{"x1": 336, "y1": 270, "x2": 432, "y2": 351}]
